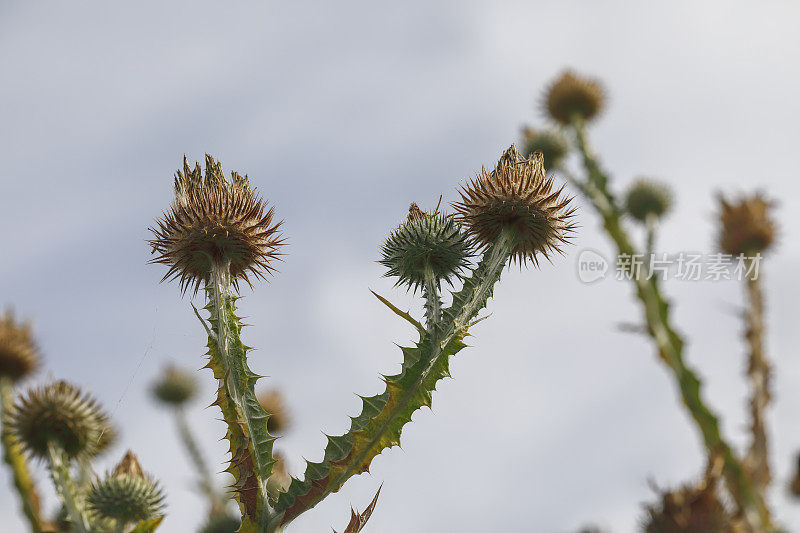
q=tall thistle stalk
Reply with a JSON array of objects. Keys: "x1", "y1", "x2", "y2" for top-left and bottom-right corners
[
  {"x1": 537, "y1": 70, "x2": 772, "y2": 530},
  {"x1": 149, "y1": 156, "x2": 284, "y2": 530},
  {"x1": 204, "y1": 262, "x2": 276, "y2": 527},
  {"x1": 151, "y1": 365, "x2": 229, "y2": 516},
  {"x1": 718, "y1": 193, "x2": 777, "y2": 495}
]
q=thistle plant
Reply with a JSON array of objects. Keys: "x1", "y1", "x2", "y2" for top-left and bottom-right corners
[
  {"x1": 518, "y1": 69, "x2": 782, "y2": 531},
  {"x1": 142, "y1": 149, "x2": 575, "y2": 531},
  {"x1": 9, "y1": 381, "x2": 111, "y2": 532}
]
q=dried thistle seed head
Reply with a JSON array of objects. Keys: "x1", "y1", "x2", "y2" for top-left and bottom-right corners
[
  {"x1": 151, "y1": 365, "x2": 198, "y2": 407},
  {"x1": 9, "y1": 380, "x2": 109, "y2": 460},
  {"x1": 257, "y1": 389, "x2": 290, "y2": 434},
  {"x1": 453, "y1": 145, "x2": 577, "y2": 265},
  {"x1": 544, "y1": 70, "x2": 605, "y2": 125},
  {"x1": 0, "y1": 310, "x2": 40, "y2": 382},
  {"x1": 113, "y1": 450, "x2": 145, "y2": 477},
  {"x1": 379, "y1": 204, "x2": 472, "y2": 291},
  {"x1": 521, "y1": 127, "x2": 569, "y2": 170},
  {"x1": 200, "y1": 513, "x2": 241, "y2": 533},
  {"x1": 641, "y1": 478, "x2": 741, "y2": 533},
  {"x1": 624, "y1": 179, "x2": 673, "y2": 223},
  {"x1": 718, "y1": 193, "x2": 776, "y2": 256},
  {"x1": 87, "y1": 451, "x2": 165, "y2": 524},
  {"x1": 149, "y1": 155, "x2": 284, "y2": 294}
]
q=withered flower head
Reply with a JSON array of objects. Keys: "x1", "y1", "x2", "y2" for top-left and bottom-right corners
[
  {"x1": 453, "y1": 145, "x2": 577, "y2": 265},
  {"x1": 87, "y1": 451, "x2": 165, "y2": 524},
  {"x1": 151, "y1": 365, "x2": 198, "y2": 407},
  {"x1": 624, "y1": 179, "x2": 673, "y2": 223},
  {"x1": 544, "y1": 70, "x2": 605, "y2": 125},
  {"x1": 521, "y1": 127, "x2": 569, "y2": 170},
  {"x1": 0, "y1": 310, "x2": 40, "y2": 382},
  {"x1": 257, "y1": 389, "x2": 290, "y2": 434},
  {"x1": 10, "y1": 380, "x2": 110, "y2": 459},
  {"x1": 642, "y1": 459, "x2": 744, "y2": 533},
  {"x1": 149, "y1": 155, "x2": 284, "y2": 294},
  {"x1": 718, "y1": 193, "x2": 776, "y2": 256},
  {"x1": 380, "y1": 203, "x2": 472, "y2": 291},
  {"x1": 642, "y1": 481, "x2": 741, "y2": 532}
]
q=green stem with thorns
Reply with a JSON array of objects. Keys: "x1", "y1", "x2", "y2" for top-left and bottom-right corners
[
  {"x1": 0, "y1": 378, "x2": 45, "y2": 533},
  {"x1": 269, "y1": 228, "x2": 515, "y2": 528},
  {"x1": 47, "y1": 442, "x2": 91, "y2": 533},
  {"x1": 422, "y1": 265, "x2": 442, "y2": 331},
  {"x1": 202, "y1": 262, "x2": 276, "y2": 531},
  {"x1": 569, "y1": 115, "x2": 772, "y2": 531}
]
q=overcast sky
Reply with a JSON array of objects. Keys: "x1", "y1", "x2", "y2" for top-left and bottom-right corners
[{"x1": 2, "y1": 1, "x2": 800, "y2": 532}]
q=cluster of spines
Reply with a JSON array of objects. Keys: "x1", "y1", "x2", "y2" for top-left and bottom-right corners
[{"x1": 148, "y1": 155, "x2": 284, "y2": 294}]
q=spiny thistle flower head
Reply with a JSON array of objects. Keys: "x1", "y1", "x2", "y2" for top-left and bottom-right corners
[
  {"x1": 718, "y1": 193, "x2": 776, "y2": 256},
  {"x1": 9, "y1": 380, "x2": 110, "y2": 460},
  {"x1": 149, "y1": 155, "x2": 284, "y2": 294},
  {"x1": 151, "y1": 365, "x2": 198, "y2": 407},
  {"x1": 379, "y1": 203, "x2": 472, "y2": 291},
  {"x1": 453, "y1": 145, "x2": 577, "y2": 265},
  {"x1": 87, "y1": 451, "x2": 165, "y2": 524},
  {"x1": 0, "y1": 310, "x2": 40, "y2": 382},
  {"x1": 641, "y1": 482, "x2": 741, "y2": 532},
  {"x1": 257, "y1": 389, "x2": 290, "y2": 434},
  {"x1": 624, "y1": 179, "x2": 673, "y2": 223},
  {"x1": 521, "y1": 127, "x2": 569, "y2": 170},
  {"x1": 544, "y1": 70, "x2": 605, "y2": 125}
]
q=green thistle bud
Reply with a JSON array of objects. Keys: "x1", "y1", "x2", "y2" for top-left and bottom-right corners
[
  {"x1": 718, "y1": 193, "x2": 776, "y2": 256},
  {"x1": 453, "y1": 146, "x2": 577, "y2": 265},
  {"x1": 543, "y1": 70, "x2": 605, "y2": 125},
  {"x1": 257, "y1": 389, "x2": 290, "y2": 434},
  {"x1": 86, "y1": 451, "x2": 165, "y2": 524},
  {"x1": 151, "y1": 365, "x2": 198, "y2": 407},
  {"x1": 624, "y1": 179, "x2": 672, "y2": 223},
  {"x1": 149, "y1": 155, "x2": 284, "y2": 294},
  {"x1": 379, "y1": 203, "x2": 472, "y2": 291},
  {"x1": 9, "y1": 380, "x2": 109, "y2": 459},
  {"x1": 0, "y1": 310, "x2": 40, "y2": 382},
  {"x1": 521, "y1": 127, "x2": 569, "y2": 170},
  {"x1": 200, "y1": 513, "x2": 241, "y2": 533}
]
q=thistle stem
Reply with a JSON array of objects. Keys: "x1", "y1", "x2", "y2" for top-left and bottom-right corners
[
  {"x1": 0, "y1": 378, "x2": 45, "y2": 533},
  {"x1": 207, "y1": 263, "x2": 274, "y2": 529},
  {"x1": 174, "y1": 406, "x2": 228, "y2": 516},
  {"x1": 569, "y1": 116, "x2": 772, "y2": 531},
  {"x1": 47, "y1": 442, "x2": 91, "y2": 533},
  {"x1": 422, "y1": 265, "x2": 442, "y2": 333},
  {"x1": 744, "y1": 269, "x2": 771, "y2": 492},
  {"x1": 113, "y1": 520, "x2": 126, "y2": 533}
]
